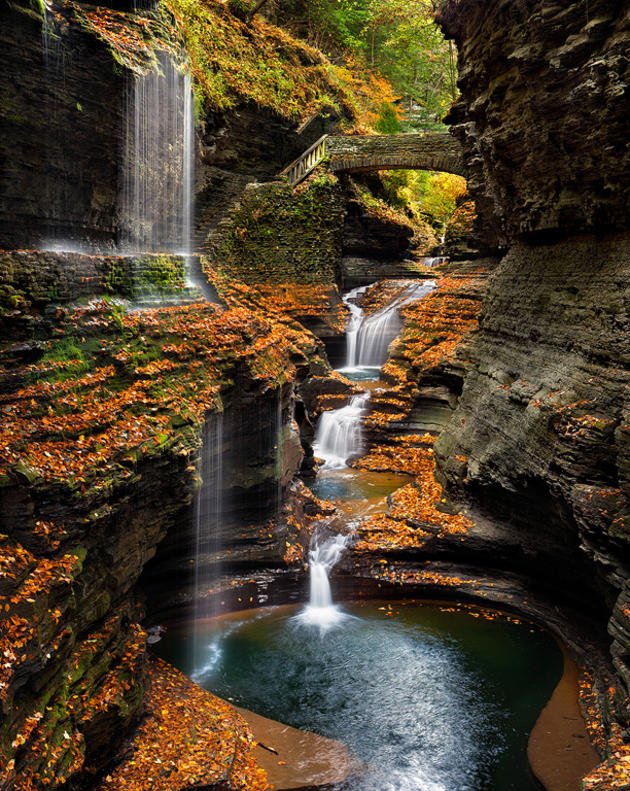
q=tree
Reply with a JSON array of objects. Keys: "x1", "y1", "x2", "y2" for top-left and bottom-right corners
[{"x1": 268, "y1": 0, "x2": 457, "y2": 130}]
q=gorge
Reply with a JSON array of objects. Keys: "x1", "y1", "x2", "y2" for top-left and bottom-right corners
[{"x1": 0, "y1": 1, "x2": 628, "y2": 790}]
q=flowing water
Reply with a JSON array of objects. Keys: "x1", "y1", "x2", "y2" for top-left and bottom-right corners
[
  {"x1": 338, "y1": 280, "x2": 436, "y2": 379},
  {"x1": 157, "y1": 602, "x2": 562, "y2": 791},
  {"x1": 314, "y1": 392, "x2": 370, "y2": 469},
  {"x1": 155, "y1": 274, "x2": 567, "y2": 791},
  {"x1": 308, "y1": 468, "x2": 410, "y2": 520},
  {"x1": 192, "y1": 413, "x2": 224, "y2": 665},
  {"x1": 120, "y1": 51, "x2": 194, "y2": 257},
  {"x1": 294, "y1": 534, "x2": 350, "y2": 631}
]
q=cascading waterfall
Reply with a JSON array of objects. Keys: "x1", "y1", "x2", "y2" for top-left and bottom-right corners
[
  {"x1": 41, "y1": 5, "x2": 74, "y2": 251},
  {"x1": 423, "y1": 256, "x2": 448, "y2": 267},
  {"x1": 295, "y1": 533, "x2": 349, "y2": 630},
  {"x1": 192, "y1": 413, "x2": 224, "y2": 669},
  {"x1": 121, "y1": 51, "x2": 194, "y2": 259},
  {"x1": 314, "y1": 392, "x2": 370, "y2": 469},
  {"x1": 341, "y1": 280, "x2": 436, "y2": 373},
  {"x1": 343, "y1": 285, "x2": 370, "y2": 370}
]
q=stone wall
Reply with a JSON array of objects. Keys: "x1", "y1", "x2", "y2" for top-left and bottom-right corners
[
  {"x1": 206, "y1": 175, "x2": 345, "y2": 284},
  {"x1": 327, "y1": 132, "x2": 466, "y2": 177},
  {"x1": 196, "y1": 107, "x2": 339, "y2": 249}
]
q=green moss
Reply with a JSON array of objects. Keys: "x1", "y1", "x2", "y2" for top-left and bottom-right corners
[
  {"x1": 136, "y1": 254, "x2": 186, "y2": 294},
  {"x1": 9, "y1": 0, "x2": 45, "y2": 21},
  {"x1": 210, "y1": 174, "x2": 344, "y2": 284},
  {"x1": 162, "y1": 0, "x2": 356, "y2": 120},
  {"x1": 0, "y1": 284, "x2": 29, "y2": 314},
  {"x1": 102, "y1": 255, "x2": 186, "y2": 300}
]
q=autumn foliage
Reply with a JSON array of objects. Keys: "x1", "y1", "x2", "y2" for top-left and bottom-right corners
[
  {"x1": 353, "y1": 435, "x2": 472, "y2": 552},
  {"x1": 0, "y1": 295, "x2": 323, "y2": 787},
  {"x1": 97, "y1": 657, "x2": 270, "y2": 791}
]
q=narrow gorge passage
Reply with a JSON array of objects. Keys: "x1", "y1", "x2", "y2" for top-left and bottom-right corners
[
  {"x1": 1, "y1": 1, "x2": 627, "y2": 790},
  {"x1": 155, "y1": 280, "x2": 592, "y2": 791}
]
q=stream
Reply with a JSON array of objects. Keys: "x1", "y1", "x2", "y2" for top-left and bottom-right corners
[{"x1": 156, "y1": 281, "x2": 567, "y2": 791}]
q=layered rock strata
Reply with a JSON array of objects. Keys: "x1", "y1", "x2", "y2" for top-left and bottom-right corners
[
  {"x1": 432, "y1": 0, "x2": 630, "y2": 775},
  {"x1": 0, "y1": 283, "x2": 322, "y2": 786}
]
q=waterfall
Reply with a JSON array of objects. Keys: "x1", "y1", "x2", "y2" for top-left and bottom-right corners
[
  {"x1": 192, "y1": 413, "x2": 224, "y2": 665},
  {"x1": 314, "y1": 392, "x2": 370, "y2": 469},
  {"x1": 341, "y1": 280, "x2": 436, "y2": 373},
  {"x1": 121, "y1": 51, "x2": 194, "y2": 257},
  {"x1": 295, "y1": 534, "x2": 349, "y2": 631},
  {"x1": 41, "y1": 6, "x2": 73, "y2": 251},
  {"x1": 344, "y1": 285, "x2": 370, "y2": 369},
  {"x1": 423, "y1": 256, "x2": 448, "y2": 267}
]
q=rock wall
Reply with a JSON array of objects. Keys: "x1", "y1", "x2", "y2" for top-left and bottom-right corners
[
  {"x1": 0, "y1": 251, "x2": 189, "y2": 337},
  {"x1": 196, "y1": 108, "x2": 338, "y2": 249},
  {"x1": 437, "y1": 234, "x2": 629, "y2": 604},
  {"x1": 140, "y1": 382, "x2": 304, "y2": 621},
  {"x1": 436, "y1": 0, "x2": 630, "y2": 731},
  {"x1": 438, "y1": 0, "x2": 630, "y2": 245},
  {"x1": 0, "y1": 274, "x2": 321, "y2": 786},
  {"x1": 0, "y1": 431, "x2": 197, "y2": 787},
  {"x1": 0, "y1": 3, "x2": 126, "y2": 250},
  {"x1": 206, "y1": 175, "x2": 345, "y2": 285}
]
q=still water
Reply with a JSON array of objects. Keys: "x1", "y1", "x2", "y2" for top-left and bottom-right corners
[{"x1": 157, "y1": 601, "x2": 561, "y2": 791}]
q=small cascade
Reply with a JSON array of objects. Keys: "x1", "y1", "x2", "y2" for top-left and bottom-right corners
[
  {"x1": 314, "y1": 392, "x2": 370, "y2": 469},
  {"x1": 294, "y1": 534, "x2": 349, "y2": 631},
  {"x1": 339, "y1": 281, "x2": 436, "y2": 377},
  {"x1": 192, "y1": 413, "x2": 224, "y2": 663},
  {"x1": 422, "y1": 256, "x2": 448, "y2": 267},
  {"x1": 121, "y1": 51, "x2": 194, "y2": 258},
  {"x1": 343, "y1": 285, "x2": 370, "y2": 369}
]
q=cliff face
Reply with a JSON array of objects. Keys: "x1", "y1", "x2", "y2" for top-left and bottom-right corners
[
  {"x1": 0, "y1": 249, "x2": 322, "y2": 786},
  {"x1": 0, "y1": 4, "x2": 125, "y2": 249},
  {"x1": 439, "y1": 0, "x2": 630, "y2": 245},
  {"x1": 436, "y1": 0, "x2": 629, "y2": 735}
]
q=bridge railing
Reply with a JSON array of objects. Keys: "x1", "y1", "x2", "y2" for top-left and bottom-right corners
[
  {"x1": 279, "y1": 134, "x2": 329, "y2": 187},
  {"x1": 280, "y1": 131, "x2": 466, "y2": 186}
]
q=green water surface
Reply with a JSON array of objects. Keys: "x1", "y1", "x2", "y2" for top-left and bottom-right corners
[{"x1": 156, "y1": 601, "x2": 561, "y2": 791}]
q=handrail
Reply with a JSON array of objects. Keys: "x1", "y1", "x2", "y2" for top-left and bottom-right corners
[
  {"x1": 280, "y1": 131, "x2": 467, "y2": 186},
  {"x1": 280, "y1": 134, "x2": 329, "y2": 187}
]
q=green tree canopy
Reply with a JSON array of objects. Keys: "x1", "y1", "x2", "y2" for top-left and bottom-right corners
[{"x1": 267, "y1": 0, "x2": 457, "y2": 129}]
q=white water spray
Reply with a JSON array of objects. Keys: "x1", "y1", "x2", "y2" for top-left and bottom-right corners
[
  {"x1": 192, "y1": 413, "x2": 224, "y2": 664},
  {"x1": 340, "y1": 280, "x2": 436, "y2": 373},
  {"x1": 295, "y1": 534, "x2": 349, "y2": 631},
  {"x1": 346, "y1": 280, "x2": 435, "y2": 368},
  {"x1": 121, "y1": 52, "x2": 194, "y2": 257},
  {"x1": 314, "y1": 392, "x2": 370, "y2": 469}
]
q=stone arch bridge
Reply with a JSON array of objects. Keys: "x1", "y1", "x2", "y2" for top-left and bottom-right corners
[{"x1": 281, "y1": 132, "x2": 466, "y2": 186}]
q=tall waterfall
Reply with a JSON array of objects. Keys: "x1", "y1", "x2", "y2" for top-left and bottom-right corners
[
  {"x1": 314, "y1": 392, "x2": 370, "y2": 469},
  {"x1": 121, "y1": 52, "x2": 194, "y2": 255},
  {"x1": 192, "y1": 413, "x2": 224, "y2": 655},
  {"x1": 342, "y1": 280, "x2": 436, "y2": 371},
  {"x1": 295, "y1": 534, "x2": 349, "y2": 631}
]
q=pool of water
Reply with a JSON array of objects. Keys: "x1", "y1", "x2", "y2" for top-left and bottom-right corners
[
  {"x1": 307, "y1": 468, "x2": 409, "y2": 518},
  {"x1": 336, "y1": 365, "x2": 382, "y2": 382},
  {"x1": 156, "y1": 601, "x2": 562, "y2": 791}
]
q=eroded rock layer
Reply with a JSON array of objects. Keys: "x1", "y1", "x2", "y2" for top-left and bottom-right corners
[
  {"x1": 438, "y1": 0, "x2": 630, "y2": 244},
  {"x1": 435, "y1": 0, "x2": 630, "y2": 753}
]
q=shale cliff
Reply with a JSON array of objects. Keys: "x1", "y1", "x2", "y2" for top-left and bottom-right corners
[
  {"x1": 435, "y1": 0, "x2": 630, "y2": 772},
  {"x1": 0, "y1": 1, "x2": 354, "y2": 786}
]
